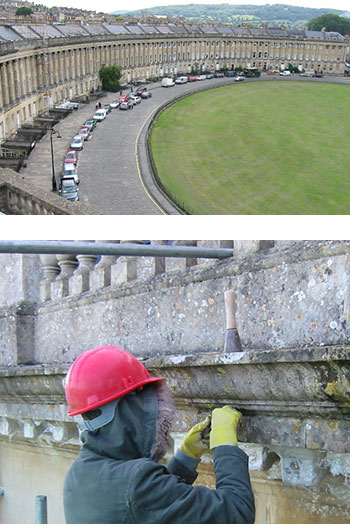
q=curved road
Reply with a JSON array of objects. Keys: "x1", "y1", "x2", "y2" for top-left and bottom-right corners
[{"x1": 21, "y1": 74, "x2": 350, "y2": 215}]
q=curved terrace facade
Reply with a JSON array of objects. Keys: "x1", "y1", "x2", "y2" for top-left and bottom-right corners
[{"x1": 0, "y1": 21, "x2": 347, "y2": 139}]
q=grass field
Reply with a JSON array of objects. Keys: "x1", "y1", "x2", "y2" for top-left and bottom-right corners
[{"x1": 150, "y1": 81, "x2": 350, "y2": 214}]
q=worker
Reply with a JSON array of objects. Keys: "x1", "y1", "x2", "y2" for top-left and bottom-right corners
[{"x1": 63, "y1": 345, "x2": 255, "y2": 524}]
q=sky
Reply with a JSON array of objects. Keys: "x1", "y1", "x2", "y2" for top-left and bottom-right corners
[{"x1": 41, "y1": 0, "x2": 350, "y2": 15}]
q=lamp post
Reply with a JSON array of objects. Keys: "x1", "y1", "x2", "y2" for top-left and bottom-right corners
[{"x1": 50, "y1": 128, "x2": 61, "y2": 192}]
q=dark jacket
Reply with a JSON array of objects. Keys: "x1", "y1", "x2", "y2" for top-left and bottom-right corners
[{"x1": 64, "y1": 385, "x2": 255, "y2": 524}]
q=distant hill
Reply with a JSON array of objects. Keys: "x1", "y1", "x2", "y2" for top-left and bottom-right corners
[{"x1": 115, "y1": 3, "x2": 348, "y2": 29}]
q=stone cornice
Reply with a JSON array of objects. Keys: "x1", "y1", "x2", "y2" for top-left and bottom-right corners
[{"x1": 0, "y1": 344, "x2": 349, "y2": 452}]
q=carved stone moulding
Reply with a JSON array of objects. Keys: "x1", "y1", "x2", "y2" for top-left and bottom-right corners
[{"x1": 0, "y1": 344, "x2": 349, "y2": 453}]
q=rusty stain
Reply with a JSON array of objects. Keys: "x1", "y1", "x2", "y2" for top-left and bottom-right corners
[
  {"x1": 325, "y1": 381, "x2": 337, "y2": 397},
  {"x1": 49, "y1": 404, "x2": 56, "y2": 409},
  {"x1": 296, "y1": 313, "x2": 303, "y2": 320},
  {"x1": 310, "y1": 322, "x2": 317, "y2": 330},
  {"x1": 294, "y1": 419, "x2": 302, "y2": 432},
  {"x1": 325, "y1": 420, "x2": 339, "y2": 431}
]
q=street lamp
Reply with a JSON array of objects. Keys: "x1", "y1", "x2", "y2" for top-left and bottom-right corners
[{"x1": 50, "y1": 128, "x2": 61, "y2": 192}]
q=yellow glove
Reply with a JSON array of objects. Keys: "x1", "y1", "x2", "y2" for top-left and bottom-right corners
[
  {"x1": 210, "y1": 406, "x2": 242, "y2": 450},
  {"x1": 180, "y1": 416, "x2": 211, "y2": 459}
]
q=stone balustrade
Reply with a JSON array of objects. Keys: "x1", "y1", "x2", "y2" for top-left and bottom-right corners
[{"x1": 39, "y1": 240, "x2": 278, "y2": 301}]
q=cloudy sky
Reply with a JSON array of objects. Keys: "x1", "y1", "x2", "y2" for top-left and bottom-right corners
[{"x1": 42, "y1": 0, "x2": 350, "y2": 15}]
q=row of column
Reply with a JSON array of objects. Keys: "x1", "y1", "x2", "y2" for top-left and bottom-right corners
[
  {"x1": 39, "y1": 240, "x2": 235, "y2": 301},
  {"x1": 39, "y1": 240, "x2": 278, "y2": 302}
]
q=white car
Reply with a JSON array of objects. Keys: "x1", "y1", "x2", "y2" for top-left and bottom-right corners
[
  {"x1": 280, "y1": 70, "x2": 291, "y2": 76},
  {"x1": 234, "y1": 75, "x2": 245, "y2": 82},
  {"x1": 70, "y1": 135, "x2": 84, "y2": 150},
  {"x1": 61, "y1": 163, "x2": 79, "y2": 184},
  {"x1": 110, "y1": 100, "x2": 120, "y2": 108},
  {"x1": 129, "y1": 94, "x2": 141, "y2": 104},
  {"x1": 93, "y1": 109, "x2": 107, "y2": 121}
]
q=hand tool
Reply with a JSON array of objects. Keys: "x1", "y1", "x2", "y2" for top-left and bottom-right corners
[{"x1": 223, "y1": 290, "x2": 243, "y2": 353}]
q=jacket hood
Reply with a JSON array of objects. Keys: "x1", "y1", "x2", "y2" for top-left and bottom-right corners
[{"x1": 80, "y1": 383, "x2": 174, "y2": 462}]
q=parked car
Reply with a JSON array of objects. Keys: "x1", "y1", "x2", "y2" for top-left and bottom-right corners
[
  {"x1": 118, "y1": 95, "x2": 129, "y2": 103},
  {"x1": 299, "y1": 71, "x2": 313, "y2": 77},
  {"x1": 140, "y1": 90, "x2": 152, "y2": 99},
  {"x1": 175, "y1": 76, "x2": 188, "y2": 84},
  {"x1": 313, "y1": 72, "x2": 324, "y2": 78},
  {"x1": 84, "y1": 119, "x2": 96, "y2": 131},
  {"x1": 110, "y1": 100, "x2": 120, "y2": 108},
  {"x1": 279, "y1": 70, "x2": 291, "y2": 76},
  {"x1": 61, "y1": 163, "x2": 79, "y2": 184},
  {"x1": 119, "y1": 100, "x2": 134, "y2": 110},
  {"x1": 129, "y1": 93, "x2": 141, "y2": 104},
  {"x1": 78, "y1": 127, "x2": 90, "y2": 141},
  {"x1": 93, "y1": 109, "x2": 107, "y2": 121},
  {"x1": 214, "y1": 72, "x2": 224, "y2": 78},
  {"x1": 64, "y1": 150, "x2": 78, "y2": 165},
  {"x1": 234, "y1": 75, "x2": 245, "y2": 82},
  {"x1": 70, "y1": 135, "x2": 84, "y2": 150},
  {"x1": 59, "y1": 177, "x2": 79, "y2": 201},
  {"x1": 206, "y1": 73, "x2": 214, "y2": 79},
  {"x1": 188, "y1": 76, "x2": 198, "y2": 82},
  {"x1": 136, "y1": 87, "x2": 148, "y2": 95},
  {"x1": 197, "y1": 75, "x2": 207, "y2": 81},
  {"x1": 103, "y1": 104, "x2": 112, "y2": 114}
]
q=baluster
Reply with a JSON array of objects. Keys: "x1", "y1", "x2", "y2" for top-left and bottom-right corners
[
  {"x1": 39, "y1": 254, "x2": 60, "y2": 301},
  {"x1": 197, "y1": 240, "x2": 234, "y2": 267},
  {"x1": 165, "y1": 240, "x2": 197, "y2": 273},
  {"x1": 90, "y1": 240, "x2": 120, "y2": 289},
  {"x1": 70, "y1": 249, "x2": 97, "y2": 295},
  {"x1": 51, "y1": 254, "x2": 78, "y2": 299}
]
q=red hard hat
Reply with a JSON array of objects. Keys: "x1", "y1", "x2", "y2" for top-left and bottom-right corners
[{"x1": 65, "y1": 345, "x2": 164, "y2": 416}]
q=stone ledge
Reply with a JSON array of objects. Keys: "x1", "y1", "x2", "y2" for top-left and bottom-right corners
[
  {"x1": 0, "y1": 344, "x2": 349, "y2": 452},
  {"x1": 0, "y1": 169, "x2": 100, "y2": 215}
]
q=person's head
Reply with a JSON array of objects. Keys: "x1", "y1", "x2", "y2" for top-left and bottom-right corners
[{"x1": 64, "y1": 345, "x2": 174, "y2": 461}]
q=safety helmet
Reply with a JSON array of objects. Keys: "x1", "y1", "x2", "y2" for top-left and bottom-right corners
[{"x1": 64, "y1": 345, "x2": 164, "y2": 416}]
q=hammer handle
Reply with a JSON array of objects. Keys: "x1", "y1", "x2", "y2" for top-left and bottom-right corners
[{"x1": 224, "y1": 290, "x2": 238, "y2": 329}]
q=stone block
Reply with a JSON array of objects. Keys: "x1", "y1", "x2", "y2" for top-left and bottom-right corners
[
  {"x1": 111, "y1": 257, "x2": 137, "y2": 285},
  {"x1": 51, "y1": 278, "x2": 69, "y2": 300},
  {"x1": 69, "y1": 272, "x2": 89, "y2": 295},
  {"x1": 137, "y1": 256, "x2": 165, "y2": 281},
  {"x1": 90, "y1": 266, "x2": 111, "y2": 290}
]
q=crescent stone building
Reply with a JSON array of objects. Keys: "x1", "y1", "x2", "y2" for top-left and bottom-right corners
[{"x1": 0, "y1": 21, "x2": 348, "y2": 140}]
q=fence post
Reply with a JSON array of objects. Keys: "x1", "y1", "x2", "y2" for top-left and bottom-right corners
[{"x1": 35, "y1": 495, "x2": 48, "y2": 524}]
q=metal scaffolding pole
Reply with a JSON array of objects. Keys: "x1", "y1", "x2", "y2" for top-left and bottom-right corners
[{"x1": 0, "y1": 241, "x2": 233, "y2": 260}]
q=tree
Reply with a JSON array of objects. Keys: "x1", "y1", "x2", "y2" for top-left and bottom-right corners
[
  {"x1": 16, "y1": 7, "x2": 33, "y2": 16},
  {"x1": 307, "y1": 13, "x2": 350, "y2": 35},
  {"x1": 98, "y1": 65, "x2": 122, "y2": 92}
]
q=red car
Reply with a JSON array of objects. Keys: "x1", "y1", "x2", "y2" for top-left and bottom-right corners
[
  {"x1": 136, "y1": 86, "x2": 148, "y2": 96},
  {"x1": 118, "y1": 95, "x2": 129, "y2": 103},
  {"x1": 188, "y1": 76, "x2": 198, "y2": 82},
  {"x1": 64, "y1": 150, "x2": 78, "y2": 165},
  {"x1": 78, "y1": 127, "x2": 90, "y2": 141}
]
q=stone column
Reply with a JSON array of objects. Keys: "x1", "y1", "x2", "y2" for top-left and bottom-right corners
[
  {"x1": 137, "y1": 240, "x2": 167, "y2": 281},
  {"x1": 165, "y1": 240, "x2": 198, "y2": 273},
  {"x1": 111, "y1": 241, "x2": 144, "y2": 286},
  {"x1": 90, "y1": 241, "x2": 120, "y2": 290},
  {"x1": 39, "y1": 254, "x2": 60, "y2": 301},
  {"x1": 70, "y1": 252, "x2": 97, "y2": 295},
  {"x1": 51, "y1": 254, "x2": 78, "y2": 299},
  {"x1": 7, "y1": 61, "x2": 15, "y2": 104},
  {"x1": 0, "y1": 62, "x2": 9, "y2": 106}
]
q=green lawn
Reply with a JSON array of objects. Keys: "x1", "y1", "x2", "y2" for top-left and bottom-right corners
[{"x1": 150, "y1": 81, "x2": 350, "y2": 214}]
